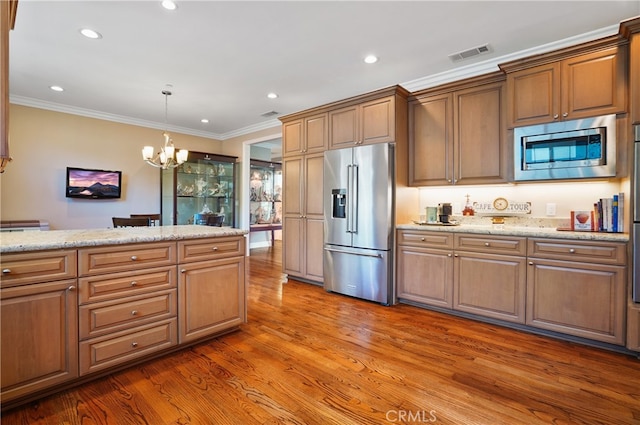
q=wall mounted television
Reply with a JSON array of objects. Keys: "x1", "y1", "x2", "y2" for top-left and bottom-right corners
[{"x1": 66, "y1": 167, "x2": 122, "y2": 199}]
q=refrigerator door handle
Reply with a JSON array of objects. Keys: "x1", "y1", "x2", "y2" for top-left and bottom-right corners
[
  {"x1": 324, "y1": 246, "x2": 382, "y2": 258},
  {"x1": 351, "y1": 164, "x2": 358, "y2": 234},
  {"x1": 346, "y1": 164, "x2": 353, "y2": 233}
]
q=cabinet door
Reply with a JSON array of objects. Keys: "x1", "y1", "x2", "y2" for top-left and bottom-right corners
[
  {"x1": 627, "y1": 305, "x2": 640, "y2": 352},
  {"x1": 562, "y1": 46, "x2": 627, "y2": 120},
  {"x1": 397, "y1": 246, "x2": 453, "y2": 308},
  {"x1": 304, "y1": 153, "x2": 324, "y2": 217},
  {"x1": 283, "y1": 216, "x2": 303, "y2": 277},
  {"x1": 283, "y1": 156, "x2": 303, "y2": 216},
  {"x1": 304, "y1": 217, "x2": 324, "y2": 281},
  {"x1": 360, "y1": 95, "x2": 395, "y2": 145},
  {"x1": 526, "y1": 258, "x2": 625, "y2": 345},
  {"x1": 506, "y1": 62, "x2": 559, "y2": 127},
  {"x1": 455, "y1": 82, "x2": 507, "y2": 184},
  {"x1": 283, "y1": 119, "x2": 303, "y2": 157},
  {"x1": 329, "y1": 105, "x2": 358, "y2": 149},
  {"x1": 408, "y1": 93, "x2": 453, "y2": 186},
  {"x1": 454, "y1": 252, "x2": 526, "y2": 323},
  {"x1": 178, "y1": 256, "x2": 245, "y2": 344},
  {"x1": 1, "y1": 280, "x2": 79, "y2": 403},
  {"x1": 630, "y1": 33, "x2": 640, "y2": 125},
  {"x1": 304, "y1": 113, "x2": 328, "y2": 154}
]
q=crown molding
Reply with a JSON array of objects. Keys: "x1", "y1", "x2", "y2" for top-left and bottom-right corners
[{"x1": 402, "y1": 24, "x2": 619, "y2": 92}]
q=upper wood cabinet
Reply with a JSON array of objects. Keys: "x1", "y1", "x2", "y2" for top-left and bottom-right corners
[
  {"x1": 621, "y1": 17, "x2": 640, "y2": 125},
  {"x1": 329, "y1": 95, "x2": 396, "y2": 149},
  {"x1": 501, "y1": 40, "x2": 628, "y2": 128},
  {"x1": 408, "y1": 73, "x2": 508, "y2": 186},
  {"x1": 1, "y1": 0, "x2": 18, "y2": 173},
  {"x1": 282, "y1": 113, "x2": 328, "y2": 157}
]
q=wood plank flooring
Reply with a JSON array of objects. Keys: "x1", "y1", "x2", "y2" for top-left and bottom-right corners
[{"x1": 2, "y1": 241, "x2": 640, "y2": 424}]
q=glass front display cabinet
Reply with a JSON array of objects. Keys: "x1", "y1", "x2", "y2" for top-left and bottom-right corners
[
  {"x1": 161, "y1": 151, "x2": 237, "y2": 226},
  {"x1": 250, "y1": 159, "x2": 282, "y2": 230}
]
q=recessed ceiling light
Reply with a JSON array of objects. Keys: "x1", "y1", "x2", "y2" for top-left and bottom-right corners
[
  {"x1": 267, "y1": 93, "x2": 278, "y2": 99},
  {"x1": 162, "y1": 0, "x2": 177, "y2": 10},
  {"x1": 49, "y1": 85, "x2": 64, "y2": 92},
  {"x1": 364, "y1": 55, "x2": 378, "y2": 64},
  {"x1": 201, "y1": 119, "x2": 209, "y2": 124},
  {"x1": 80, "y1": 28, "x2": 102, "y2": 39}
]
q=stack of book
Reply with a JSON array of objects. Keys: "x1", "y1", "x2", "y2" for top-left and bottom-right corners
[{"x1": 571, "y1": 193, "x2": 625, "y2": 232}]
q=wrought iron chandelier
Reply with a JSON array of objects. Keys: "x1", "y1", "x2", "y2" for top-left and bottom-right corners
[{"x1": 142, "y1": 90, "x2": 188, "y2": 169}]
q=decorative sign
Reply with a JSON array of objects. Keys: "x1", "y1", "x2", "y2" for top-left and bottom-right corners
[{"x1": 473, "y1": 198, "x2": 531, "y2": 215}]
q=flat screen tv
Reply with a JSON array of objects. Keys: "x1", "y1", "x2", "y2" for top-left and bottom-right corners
[{"x1": 66, "y1": 167, "x2": 122, "y2": 199}]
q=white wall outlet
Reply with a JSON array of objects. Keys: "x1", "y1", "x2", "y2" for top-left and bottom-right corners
[{"x1": 546, "y1": 203, "x2": 557, "y2": 216}]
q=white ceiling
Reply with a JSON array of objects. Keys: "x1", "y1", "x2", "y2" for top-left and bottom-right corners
[{"x1": 8, "y1": 1, "x2": 640, "y2": 142}]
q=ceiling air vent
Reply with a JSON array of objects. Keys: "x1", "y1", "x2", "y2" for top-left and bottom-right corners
[
  {"x1": 261, "y1": 110, "x2": 279, "y2": 118},
  {"x1": 448, "y1": 44, "x2": 491, "y2": 62}
]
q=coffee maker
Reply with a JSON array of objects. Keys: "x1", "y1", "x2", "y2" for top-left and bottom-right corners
[{"x1": 438, "y1": 203, "x2": 452, "y2": 223}]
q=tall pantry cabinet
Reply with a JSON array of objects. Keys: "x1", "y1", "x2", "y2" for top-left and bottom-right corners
[{"x1": 279, "y1": 86, "x2": 415, "y2": 284}]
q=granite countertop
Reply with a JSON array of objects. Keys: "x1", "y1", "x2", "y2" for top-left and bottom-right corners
[
  {"x1": 397, "y1": 216, "x2": 629, "y2": 242},
  {"x1": 0, "y1": 225, "x2": 248, "y2": 253}
]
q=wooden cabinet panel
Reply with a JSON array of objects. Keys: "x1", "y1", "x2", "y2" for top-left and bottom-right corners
[
  {"x1": 79, "y1": 319, "x2": 177, "y2": 376},
  {"x1": 1, "y1": 280, "x2": 79, "y2": 403},
  {"x1": 455, "y1": 234, "x2": 526, "y2": 256},
  {"x1": 283, "y1": 114, "x2": 327, "y2": 157},
  {"x1": 526, "y1": 258, "x2": 625, "y2": 344},
  {"x1": 627, "y1": 305, "x2": 640, "y2": 352},
  {"x1": 329, "y1": 95, "x2": 395, "y2": 149},
  {"x1": 79, "y1": 289, "x2": 177, "y2": 340},
  {"x1": 397, "y1": 230, "x2": 453, "y2": 249},
  {"x1": 283, "y1": 216, "x2": 303, "y2": 276},
  {"x1": 79, "y1": 242, "x2": 176, "y2": 276},
  {"x1": 283, "y1": 119, "x2": 303, "y2": 156},
  {"x1": 78, "y1": 266, "x2": 176, "y2": 304},
  {"x1": 304, "y1": 218, "x2": 324, "y2": 281},
  {"x1": 409, "y1": 75, "x2": 506, "y2": 186},
  {"x1": 177, "y1": 237, "x2": 244, "y2": 263},
  {"x1": 527, "y1": 238, "x2": 626, "y2": 265},
  {"x1": 1, "y1": 250, "x2": 77, "y2": 288},
  {"x1": 454, "y1": 252, "x2": 527, "y2": 323},
  {"x1": 629, "y1": 29, "x2": 640, "y2": 125},
  {"x1": 178, "y1": 256, "x2": 245, "y2": 344},
  {"x1": 304, "y1": 153, "x2": 325, "y2": 217},
  {"x1": 397, "y1": 245, "x2": 453, "y2": 308},
  {"x1": 505, "y1": 45, "x2": 627, "y2": 127}
]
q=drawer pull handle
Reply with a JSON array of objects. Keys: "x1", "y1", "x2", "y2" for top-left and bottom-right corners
[
  {"x1": 131, "y1": 255, "x2": 138, "y2": 261},
  {"x1": 484, "y1": 242, "x2": 490, "y2": 247},
  {"x1": 529, "y1": 262, "x2": 534, "y2": 265},
  {"x1": 447, "y1": 253, "x2": 452, "y2": 257},
  {"x1": 131, "y1": 342, "x2": 138, "y2": 348},
  {"x1": 569, "y1": 249, "x2": 576, "y2": 254},
  {"x1": 67, "y1": 285, "x2": 76, "y2": 291},
  {"x1": 212, "y1": 247, "x2": 218, "y2": 251},
  {"x1": 131, "y1": 310, "x2": 138, "y2": 316},
  {"x1": 2, "y1": 268, "x2": 11, "y2": 274},
  {"x1": 130, "y1": 281, "x2": 137, "y2": 287},
  {"x1": 420, "y1": 238, "x2": 425, "y2": 242},
  {"x1": 181, "y1": 269, "x2": 186, "y2": 274}
]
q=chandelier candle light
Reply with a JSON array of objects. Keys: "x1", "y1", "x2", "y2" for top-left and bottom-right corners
[{"x1": 142, "y1": 90, "x2": 188, "y2": 169}]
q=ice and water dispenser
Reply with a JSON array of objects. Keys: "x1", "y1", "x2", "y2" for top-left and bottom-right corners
[{"x1": 331, "y1": 189, "x2": 347, "y2": 219}]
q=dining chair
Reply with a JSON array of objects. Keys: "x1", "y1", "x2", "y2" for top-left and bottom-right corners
[
  {"x1": 130, "y1": 213, "x2": 161, "y2": 226},
  {"x1": 112, "y1": 217, "x2": 151, "y2": 228}
]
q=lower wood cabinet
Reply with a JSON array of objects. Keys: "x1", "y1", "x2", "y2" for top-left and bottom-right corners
[
  {"x1": 627, "y1": 305, "x2": 640, "y2": 352},
  {"x1": 397, "y1": 230, "x2": 628, "y2": 346},
  {"x1": 177, "y1": 237, "x2": 246, "y2": 344},
  {"x1": 1, "y1": 279, "x2": 79, "y2": 403},
  {"x1": 527, "y1": 238, "x2": 626, "y2": 345}
]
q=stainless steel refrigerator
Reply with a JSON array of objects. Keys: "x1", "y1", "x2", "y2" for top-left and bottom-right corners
[
  {"x1": 633, "y1": 124, "x2": 640, "y2": 302},
  {"x1": 323, "y1": 143, "x2": 395, "y2": 305}
]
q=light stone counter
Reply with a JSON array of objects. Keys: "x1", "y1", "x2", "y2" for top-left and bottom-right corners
[
  {"x1": 397, "y1": 222, "x2": 629, "y2": 242},
  {"x1": 0, "y1": 225, "x2": 248, "y2": 253}
]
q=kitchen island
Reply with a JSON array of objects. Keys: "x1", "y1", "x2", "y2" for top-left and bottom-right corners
[
  {"x1": 396, "y1": 221, "x2": 631, "y2": 352},
  {"x1": 0, "y1": 225, "x2": 248, "y2": 409}
]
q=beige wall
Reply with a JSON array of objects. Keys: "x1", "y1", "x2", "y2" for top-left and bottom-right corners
[{"x1": 0, "y1": 105, "x2": 233, "y2": 229}]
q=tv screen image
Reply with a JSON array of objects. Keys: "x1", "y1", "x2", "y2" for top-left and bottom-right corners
[{"x1": 66, "y1": 167, "x2": 122, "y2": 199}]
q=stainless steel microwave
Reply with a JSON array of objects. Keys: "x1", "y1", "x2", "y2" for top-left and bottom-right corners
[{"x1": 514, "y1": 114, "x2": 616, "y2": 181}]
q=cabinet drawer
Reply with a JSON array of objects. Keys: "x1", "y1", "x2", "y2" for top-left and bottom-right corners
[
  {"x1": 528, "y1": 238, "x2": 627, "y2": 265},
  {"x1": 79, "y1": 242, "x2": 176, "y2": 276},
  {"x1": 455, "y1": 234, "x2": 526, "y2": 256},
  {"x1": 178, "y1": 236, "x2": 245, "y2": 263},
  {"x1": 79, "y1": 289, "x2": 177, "y2": 340},
  {"x1": 1, "y1": 250, "x2": 77, "y2": 287},
  {"x1": 79, "y1": 318, "x2": 177, "y2": 376},
  {"x1": 78, "y1": 266, "x2": 177, "y2": 304},
  {"x1": 397, "y1": 230, "x2": 453, "y2": 249}
]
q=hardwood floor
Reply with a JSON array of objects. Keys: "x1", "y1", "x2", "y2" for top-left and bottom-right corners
[{"x1": 2, "y1": 241, "x2": 640, "y2": 424}]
